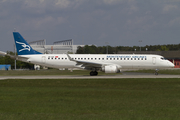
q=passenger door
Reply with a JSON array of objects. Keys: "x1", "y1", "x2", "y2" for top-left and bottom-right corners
[
  {"x1": 152, "y1": 57, "x2": 156, "y2": 65},
  {"x1": 42, "y1": 56, "x2": 46, "y2": 64}
]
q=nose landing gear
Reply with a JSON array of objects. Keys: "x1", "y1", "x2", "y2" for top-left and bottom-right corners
[{"x1": 155, "y1": 69, "x2": 159, "y2": 75}]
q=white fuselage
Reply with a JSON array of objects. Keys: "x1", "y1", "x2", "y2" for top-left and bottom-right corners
[{"x1": 19, "y1": 54, "x2": 174, "y2": 70}]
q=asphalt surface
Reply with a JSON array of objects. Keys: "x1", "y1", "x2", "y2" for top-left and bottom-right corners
[{"x1": 1, "y1": 72, "x2": 180, "y2": 80}]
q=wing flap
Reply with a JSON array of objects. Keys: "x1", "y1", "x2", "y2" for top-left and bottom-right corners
[{"x1": 76, "y1": 61, "x2": 103, "y2": 68}]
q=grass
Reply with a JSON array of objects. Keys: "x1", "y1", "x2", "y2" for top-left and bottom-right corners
[
  {"x1": 127, "y1": 69, "x2": 180, "y2": 75},
  {"x1": 0, "y1": 78, "x2": 180, "y2": 120},
  {"x1": 0, "y1": 69, "x2": 119, "y2": 76}
]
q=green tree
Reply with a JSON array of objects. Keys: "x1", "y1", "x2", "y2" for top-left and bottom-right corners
[
  {"x1": 0, "y1": 51, "x2": 34, "y2": 69},
  {"x1": 76, "y1": 43, "x2": 180, "y2": 54},
  {"x1": 156, "y1": 45, "x2": 169, "y2": 51},
  {"x1": 76, "y1": 46, "x2": 84, "y2": 54}
]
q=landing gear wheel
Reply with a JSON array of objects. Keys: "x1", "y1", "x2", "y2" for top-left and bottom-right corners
[
  {"x1": 94, "y1": 71, "x2": 98, "y2": 76},
  {"x1": 90, "y1": 71, "x2": 98, "y2": 76},
  {"x1": 155, "y1": 72, "x2": 158, "y2": 75},
  {"x1": 90, "y1": 71, "x2": 94, "y2": 76}
]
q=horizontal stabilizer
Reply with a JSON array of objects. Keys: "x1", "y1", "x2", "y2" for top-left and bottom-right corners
[
  {"x1": 0, "y1": 51, "x2": 28, "y2": 61},
  {"x1": 0, "y1": 51, "x2": 7, "y2": 56}
]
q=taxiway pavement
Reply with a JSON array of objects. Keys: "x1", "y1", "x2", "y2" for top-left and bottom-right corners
[{"x1": 1, "y1": 74, "x2": 180, "y2": 80}]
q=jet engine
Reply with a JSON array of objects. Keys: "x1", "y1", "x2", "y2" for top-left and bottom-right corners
[{"x1": 102, "y1": 65, "x2": 120, "y2": 73}]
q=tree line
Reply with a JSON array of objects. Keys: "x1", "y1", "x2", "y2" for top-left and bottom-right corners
[
  {"x1": 0, "y1": 51, "x2": 34, "y2": 69},
  {"x1": 76, "y1": 44, "x2": 180, "y2": 54}
]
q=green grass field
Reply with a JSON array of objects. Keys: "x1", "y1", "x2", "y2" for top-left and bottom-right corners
[{"x1": 0, "y1": 78, "x2": 180, "y2": 120}]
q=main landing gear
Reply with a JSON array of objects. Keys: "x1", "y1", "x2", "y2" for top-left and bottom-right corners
[
  {"x1": 155, "y1": 69, "x2": 159, "y2": 75},
  {"x1": 90, "y1": 71, "x2": 98, "y2": 76}
]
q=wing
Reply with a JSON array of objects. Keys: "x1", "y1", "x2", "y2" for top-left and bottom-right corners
[
  {"x1": 66, "y1": 54, "x2": 121, "y2": 69},
  {"x1": 66, "y1": 54, "x2": 102, "y2": 68}
]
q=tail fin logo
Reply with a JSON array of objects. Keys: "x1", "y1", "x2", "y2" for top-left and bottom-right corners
[{"x1": 16, "y1": 41, "x2": 31, "y2": 52}]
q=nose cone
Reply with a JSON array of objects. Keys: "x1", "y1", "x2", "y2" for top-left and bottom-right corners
[{"x1": 168, "y1": 61, "x2": 175, "y2": 68}]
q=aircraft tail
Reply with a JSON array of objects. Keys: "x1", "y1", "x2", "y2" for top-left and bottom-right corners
[{"x1": 13, "y1": 32, "x2": 42, "y2": 55}]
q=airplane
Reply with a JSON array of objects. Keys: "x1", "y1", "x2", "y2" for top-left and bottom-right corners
[{"x1": 0, "y1": 32, "x2": 174, "y2": 76}]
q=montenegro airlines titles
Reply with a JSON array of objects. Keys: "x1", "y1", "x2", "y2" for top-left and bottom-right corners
[{"x1": 0, "y1": 32, "x2": 175, "y2": 76}]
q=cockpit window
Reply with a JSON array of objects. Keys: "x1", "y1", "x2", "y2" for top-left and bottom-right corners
[{"x1": 161, "y1": 57, "x2": 166, "y2": 60}]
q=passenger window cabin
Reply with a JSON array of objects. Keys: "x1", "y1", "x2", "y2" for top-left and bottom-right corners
[{"x1": 47, "y1": 56, "x2": 148, "y2": 61}]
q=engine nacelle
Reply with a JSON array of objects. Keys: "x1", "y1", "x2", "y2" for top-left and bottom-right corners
[{"x1": 102, "y1": 65, "x2": 120, "y2": 73}]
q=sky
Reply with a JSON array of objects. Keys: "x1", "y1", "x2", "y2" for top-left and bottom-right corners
[{"x1": 1, "y1": 0, "x2": 180, "y2": 52}]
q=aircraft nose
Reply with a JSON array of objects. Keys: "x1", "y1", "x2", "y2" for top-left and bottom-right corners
[{"x1": 168, "y1": 61, "x2": 175, "y2": 68}]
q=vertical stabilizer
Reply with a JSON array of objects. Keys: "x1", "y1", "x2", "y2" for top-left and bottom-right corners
[{"x1": 13, "y1": 32, "x2": 42, "y2": 55}]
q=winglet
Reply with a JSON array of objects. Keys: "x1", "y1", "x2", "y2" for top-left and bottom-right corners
[{"x1": 66, "y1": 54, "x2": 74, "y2": 61}]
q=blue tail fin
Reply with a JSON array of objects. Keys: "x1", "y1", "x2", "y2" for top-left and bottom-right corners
[{"x1": 13, "y1": 32, "x2": 42, "y2": 55}]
